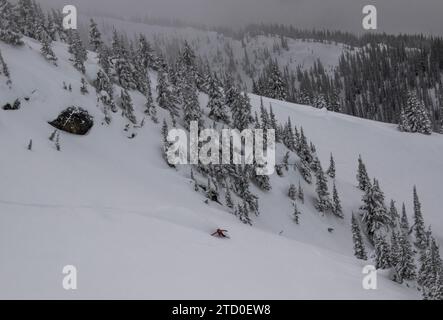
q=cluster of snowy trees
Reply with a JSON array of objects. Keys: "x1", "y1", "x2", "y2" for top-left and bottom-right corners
[
  {"x1": 252, "y1": 36, "x2": 442, "y2": 133},
  {"x1": 352, "y1": 156, "x2": 442, "y2": 299}
]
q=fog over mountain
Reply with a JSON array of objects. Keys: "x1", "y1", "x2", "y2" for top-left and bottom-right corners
[{"x1": 35, "y1": 0, "x2": 442, "y2": 35}]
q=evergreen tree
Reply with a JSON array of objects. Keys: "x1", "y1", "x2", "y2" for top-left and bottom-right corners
[
  {"x1": 150, "y1": 104, "x2": 158, "y2": 123},
  {"x1": 400, "y1": 203, "x2": 410, "y2": 233},
  {"x1": 68, "y1": 30, "x2": 87, "y2": 73},
  {"x1": 88, "y1": 18, "x2": 102, "y2": 51},
  {"x1": 230, "y1": 87, "x2": 252, "y2": 131},
  {"x1": 389, "y1": 199, "x2": 400, "y2": 228},
  {"x1": 225, "y1": 186, "x2": 234, "y2": 209},
  {"x1": 292, "y1": 201, "x2": 301, "y2": 224},
  {"x1": 332, "y1": 182, "x2": 344, "y2": 218},
  {"x1": 40, "y1": 33, "x2": 57, "y2": 65},
  {"x1": 375, "y1": 234, "x2": 391, "y2": 269},
  {"x1": 288, "y1": 184, "x2": 297, "y2": 201},
  {"x1": 360, "y1": 179, "x2": 390, "y2": 241},
  {"x1": 313, "y1": 94, "x2": 328, "y2": 109},
  {"x1": 16, "y1": 0, "x2": 34, "y2": 38},
  {"x1": 298, "y1": 158, "x2": 312, "y2": 184},
  {"x1": 390, "y1": 231, "x2": 402, "y2": 281},
  {"x1": 137, "y1": 34, "x2": 155, "y2": 71},
  {"x1": 297, "y1": 127, "x2": 312, "y2": 163},
  {"x1": 298, "y1": 180, "x2": 304, "y2": 203},
  {"x1": 0, "y1": 0, "x2": 23, "y2": 45},
  {"x1": 351, "y1": 213, "x2": 367, "y2": 260},
  {"x1": 399, "y1": 92, "x2": 432, "y2": 135},
  {"x1": 120, "y1": 89, "x2": 136, "y2": 124},
  {"x1": 397, "y1": 230, "x2": 417, "y2": 282},
  {"x1": 238, "y1": 201, "x2": 252, "y2": 225},
  {"x1": 326, "y1": 153, "x2": 336, "y2": 179},
  {"x1": 419, "y1": 237, "x2": 443, "y2": 300},
  {"x1": 282, "y1": 152, "x2": 290, "y2": 171},
  {"x1": 80, "y1": 78, "x2": 88, "y2": 94},
  {"x1": 268, "y1": 60, "x2": 287, "y2": 100},
  {"x1": 182, "y1": 71, "x2": 201, "y2": 129},
  {"x1": 156, "y1": 71, "x2": 179, "y2": 116},
  {"x1": 356, "y1": 155, "x2": 370, "y2": 191},
  {"x1": 94, "y1": 70, "x2": 116, "y2": 112},
  {"x1": 413, "y1": 186, "x2": 427, "y2": 250},
  {"x1": 0, "y1": 47, "x2": 11, "y2": 85},
  {"x1": 314, "y1": 161, "x2": 331, "y2": 213},
  {"x1": 207, "y1": 74, "x2": 229, "y2": 124}
]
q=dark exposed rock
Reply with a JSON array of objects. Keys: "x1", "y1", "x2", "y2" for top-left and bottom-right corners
[{"x1": 49, "y1": 106, "x2": 93, "y2": 135}]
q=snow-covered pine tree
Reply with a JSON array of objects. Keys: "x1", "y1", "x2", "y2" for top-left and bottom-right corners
[
  {"x1": 16, "y1": 0, "x2": 34, "y2": 38},
  {"x1": 98, "y1": 45, "x2": 111, "y2": 76},
  {"x1": 148, "y1": 104, "x2": 158, "y2": 124},
  {"x1": 398, "y1": 92, "x2": 432, "y2": 135},
  {"x1": 413, "y1": 186, "x2": 427, "y2": 250},
  {"x1": 251, "y1": 163, "x2": 271, "y2": 191},
  {"x1": 314, "y1": 160, "x2": 331, "y2": 213},
  {"x1": 389, "y1": 199, "x2": 400, "y2": 228},
  {"x1": 397, "y1": 230, "x2": 417, "y2": 282},
  {"x1": 297, "y1": 127, "x2": 312, "y2": 164},
  {"x1": 114, "y1": 48, "x2": 136, "y2": 90},
  {"x1": 283, "y1": 117, "x2": 296, "y2": 151},
  {"x1": 225, "y1": 186, "x2": 234, "y2": 209},
  {"x1": 313, "y1": 94, "x2": 328, "y2": 109},
  {"x1": 356, "y1": 155, "x2": 370, "y2": 191},
  {"x1": 230, "y1": 89, "x2": 252, "y2": 132},
  {"x1": 182, "y1": 71, "x2": 201, "y2": 129},
  {"x1": 292, "y1": 201, "x2": 301, "y2": 225},
  {"x1": 40, "y1": 32, "x2": 57, "y2": 65},
  {"x1": 390, "y1": 231, "x2": 403, "y2": 282},
  {"x1": 298, "y1": 158, "x2": 312, "y2": 184},
  {"x1": 326, "y1": 153, "x2": 336, "y2": 179},
  {"x1": 137, "y1": 34, "x2": 156, "y2": 71},
  {"x1": 298, "y1": 180, "x2": 304, "y2": 203},
  {"x1": 282, "y1": 152, "x2": 290, "y2": 171},
  {"x1": 161, "y1": 119, "x2": 168, "y2": 144},
  {"x1": 238, "y1": 201, "x2": 252, "y2": 225},
  {"x1": 68, "y1": 30, "x2": 87, "y2": 73},
  {"x1": 288, "y1": 184, "x2": 297, "y2": 201},
  {"x1": 207, "y1": 73, "x2": 229, "y2": 124},
  {"x1": 94, "y1": 70, "x2": 116, "y2": 112},
  {"x1": 0, "y1": 47, "x2": 11, "y2": 85},
  {"x1": 156, "y1": 71, "x2": 179, "y2": 116},
  {"x1": 120, "y1": 89, "x2": 137, "y2": 124},
  {"x1": 0, "y1": 0, "x2": 23, "y2": 45},
  {"x1": 268, "y1": 60, "x2": 287, "y2": 101},
  {"x1": 418, "y1": 237, "x2": 443, "y2": 300},
  {"x1": 332, "y1": 182, "x2": 344, "y2": 218},
  {"x1": 351, "y1": 213, "x2": 367, "y2": 260},
  {"x1": 375, "y1": 234, "x2": 391, "y2": 269},
  {"x1": 88, "y1": 18, "x2": 102, "y2": 52},
  {"x1": 310, "y1": 156, "x2": 321, "y2": 173},
  {"x1": 400, "y1": 203, "x2": 410, "y2": 233},
  {"x1": 360, "y1": 179, "x2": 390, "y2": 242},
  {"x1": 80, "y1": 78, "x2": 88, "y2": 95}
]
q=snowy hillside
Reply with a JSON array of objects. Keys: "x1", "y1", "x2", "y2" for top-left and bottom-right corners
[
  {"x1": 79, "y1": 15, "x2": 348, "y2": 86},
  {"x1": 0, "y1": 34, "x2": 442, "y2": 299}
]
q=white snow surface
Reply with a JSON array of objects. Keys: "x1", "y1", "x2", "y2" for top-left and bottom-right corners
[{"x1": 1, "y1": 36, "x2": 442, "y2": 299}]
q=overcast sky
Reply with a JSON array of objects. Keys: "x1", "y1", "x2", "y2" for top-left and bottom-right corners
[{"x1": 37, "y1": 0, "x2": 442, "y2": 36}]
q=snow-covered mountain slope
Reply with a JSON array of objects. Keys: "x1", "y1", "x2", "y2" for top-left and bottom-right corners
[
  {"x1": 1, "y1": 37, "x2": 441, "y2": 299},
  {"x1": 79, "y1": 15, "x2": 347, "y2": 84}
]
